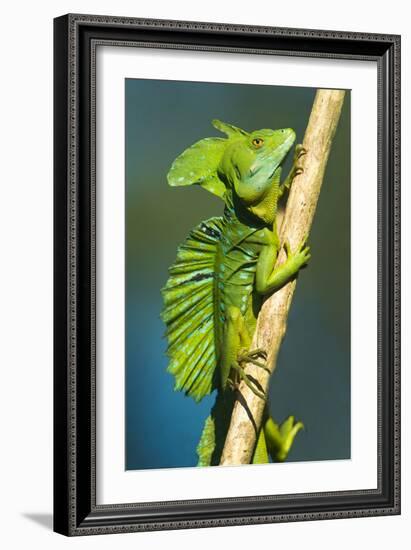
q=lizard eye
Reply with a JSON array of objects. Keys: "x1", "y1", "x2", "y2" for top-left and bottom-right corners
[{"x1": 252, "y1": 138, "x2": 264, "y2": 148}]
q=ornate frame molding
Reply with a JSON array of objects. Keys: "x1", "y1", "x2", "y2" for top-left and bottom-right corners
[{"x1": 54, "y1": 14, "x2": 400, "y2": 536}]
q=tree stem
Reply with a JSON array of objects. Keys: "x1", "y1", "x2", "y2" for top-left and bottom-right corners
[{"x1": 220, "y1": 89, "x2": 346, "y2": 466}]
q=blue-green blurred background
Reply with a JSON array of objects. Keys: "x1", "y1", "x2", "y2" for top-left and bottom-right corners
[{"x1": 125, "y1": 79, "x2": 350, "y2": 470}]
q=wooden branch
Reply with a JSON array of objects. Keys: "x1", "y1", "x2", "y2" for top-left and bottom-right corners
[{"x1": 220, "y1": 89, "x2": 346, "y2": 466}]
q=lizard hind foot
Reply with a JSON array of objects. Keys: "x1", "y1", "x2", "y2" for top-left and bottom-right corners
[
  {"x1": 238, "y1": 348, "x2": 270, "y2": 373},
  {"x1": 231, "y1": 361, "x2": 266, "y2": 400},
  {"x1": 238, "y1": 347, "x2": 267, "y2": 361}
]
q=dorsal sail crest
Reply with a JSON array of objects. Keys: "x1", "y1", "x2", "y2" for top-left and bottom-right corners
[{"x1": 161, "y1": 217, "x2": 225, "y2": 402}]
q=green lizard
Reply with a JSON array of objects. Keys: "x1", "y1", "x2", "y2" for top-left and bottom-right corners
[{"x1": 161, "y1": 119, "x2": 309, "y2": 466}]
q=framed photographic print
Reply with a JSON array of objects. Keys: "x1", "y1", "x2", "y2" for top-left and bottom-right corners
[{"x1": 53, "y1": 14, "x2": 400, "y2": 536}]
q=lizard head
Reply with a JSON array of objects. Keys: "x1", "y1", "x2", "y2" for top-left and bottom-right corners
[
  {"x1": 167, "y1": 120, "x2": 295, "y2": 223},
  {"x1": 218, "y1": 126, "x2": 296, "y2": 209}
]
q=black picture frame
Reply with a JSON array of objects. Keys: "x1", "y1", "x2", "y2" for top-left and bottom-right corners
[{"x1": 53, "y1": 13, "x2": 401, "y2": 536}]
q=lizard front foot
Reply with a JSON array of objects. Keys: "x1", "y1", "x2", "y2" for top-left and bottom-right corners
[
  {"x1": 280, "y1": 144, "x2": 308, "y2": 196},
  {"x1": 290, "y1": 144, "x2": 307, "y2": 179},
  {"x1": 284, "y1": 235, "x2": 311, "y2": 271}
]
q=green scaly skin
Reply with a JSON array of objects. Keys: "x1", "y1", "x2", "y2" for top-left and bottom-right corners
[{"x1": 162, "y1": 120, "x2": 309, "y2": 466}]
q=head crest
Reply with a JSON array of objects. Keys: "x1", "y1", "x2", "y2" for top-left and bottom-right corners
[{"x1": 167, "y1": 120, "x2": 248, "y2": 200}]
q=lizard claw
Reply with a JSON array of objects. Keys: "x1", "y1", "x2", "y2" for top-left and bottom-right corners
[
  {"x1": 238, "y1": 348, "x2": 270, "y2": 373},
  {"x1": 239, "y1": 347, "x2": 267, "y2": 361},
  {"x1": 295, "y1": 144, "x2": 307, "y2": 160},
  {"x1": 297, "y1": 233, "x2": 309, "y2": 250},
  {"x1": 290, "y1": 144, "x2": 307, "y2": 180}
]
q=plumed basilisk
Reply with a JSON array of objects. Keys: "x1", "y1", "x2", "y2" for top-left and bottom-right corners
[{"x1": 161, "y1": 119, "x2": 310, "y2": 466}]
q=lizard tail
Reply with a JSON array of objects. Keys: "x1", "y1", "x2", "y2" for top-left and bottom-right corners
[
  {"x1": 196, "y1": 392, "x2": 235, "y2": 466},
  {"x1": 196, "y1": 396, "x2": 271, "y2": 466},
  {"x1": 252, "y1": 421, "x2": 270, "y2": 464}
]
